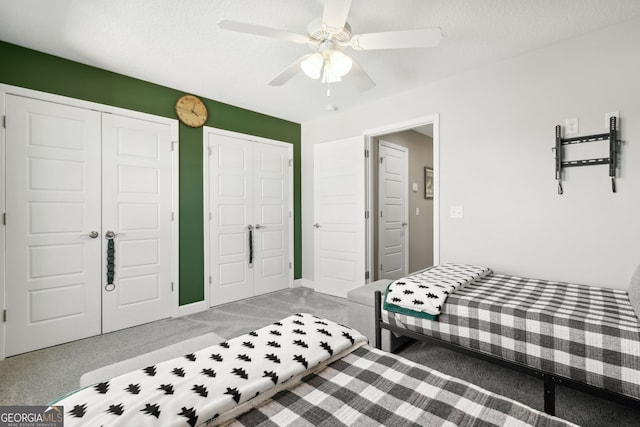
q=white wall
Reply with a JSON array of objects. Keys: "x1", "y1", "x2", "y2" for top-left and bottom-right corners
[{"x1": 302, "y1": 17, "x2": 640, "y2": 290}]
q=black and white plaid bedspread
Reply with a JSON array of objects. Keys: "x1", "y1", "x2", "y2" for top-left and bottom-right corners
[
  {"x1": 231, "y1": 345, "x2": 574, "y2": 426},
  {"x1": 383, "y1": 274, "x2": 640, "y2": 400}
]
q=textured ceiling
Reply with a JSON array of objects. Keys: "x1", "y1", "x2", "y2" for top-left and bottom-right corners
[{"x1": 1, "y1": 0, "x2": 640, "y2": 123}]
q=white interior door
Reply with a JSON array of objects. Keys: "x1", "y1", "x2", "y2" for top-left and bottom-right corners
[
  {"x1": 101, "y1": 114, "x2": 174, "y2": 333},
  {"x1": 4, "y1": 94, "x2": 177, "y2": 356},
  {"x1": 5, "y1": 95, "x2": 102, "y2": 356},
  {"x1": 207, "y1": 131, "x2": 291, "y2": 306},
  {"x1": 378, "y1": 140, "x2": 408, "y2": 280},
  {"x1": 209, "y1": 135, "x2": 254, "y2": 305},
  {"x1": 253, "y1": 142, "x2": 290, "y2": 295},
  {"x1": 313, "y1": 137, "x2": 365, "y2": 298}
]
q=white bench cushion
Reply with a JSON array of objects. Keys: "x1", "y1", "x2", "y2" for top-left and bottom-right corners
[{"x1": 80, "y1": 332, "x2": 225, "y2": 387}]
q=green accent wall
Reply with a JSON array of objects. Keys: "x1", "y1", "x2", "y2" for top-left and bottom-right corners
[{"x1": 0, "y1": 41, "x2": 302, "y2": 306}]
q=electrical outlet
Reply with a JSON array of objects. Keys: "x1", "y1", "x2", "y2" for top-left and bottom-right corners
[
  {"x1": 605, "y1": 111, "x2": 619, "y2": 129},
  {"x1": 564, "y1": 118, "x2": 579, "y2": 135},
  {"x1": 449, "y1": 206, "x2": 463, "y2": 219}
]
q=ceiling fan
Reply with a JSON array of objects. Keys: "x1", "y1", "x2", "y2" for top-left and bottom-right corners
[{"x1": 217, "y1": 0, "x2": 442, "y2": 94}]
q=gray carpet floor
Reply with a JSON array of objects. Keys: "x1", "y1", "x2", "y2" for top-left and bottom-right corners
[{"x1": 1, "y1": 287, "x2": 639, "y2": 426}]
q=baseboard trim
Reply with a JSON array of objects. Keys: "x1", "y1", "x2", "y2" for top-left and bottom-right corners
[{"x1": 175, "y1": 300, "x2": 208, "y2": 317}]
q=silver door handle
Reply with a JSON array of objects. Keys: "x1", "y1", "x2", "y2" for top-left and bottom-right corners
[
  {"x1": 401, "y1": 222, "x2": 408, "y2": 227},
  {"x1": 81, "y1": 231, "x2": 99, "y2": 238},
  {"x1": 313, "y1": 223, "x2": 321, "y2": 228},
  {"x1": 255, "y1": 224, "x2": 266, "y2": 229},
  {"x1": 105, "y1": 231, "x2": 123, "y2": 239}
]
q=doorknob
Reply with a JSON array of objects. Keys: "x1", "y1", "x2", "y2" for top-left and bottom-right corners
[
  {"x1": 105, "y1": 230, "x2": 124, "y2": 239},
  {"x1": 401, "y1": 222, "x2": 408, "y2": 227},
  {"x1": 81, "y1": 231, "x2": 99, "y2": 238},
  {"x1": 313, "y1": 223, "x2": 321, "y2": 228},
  {"x1": 255, "y1": 224, "x2": 266, "y2": 229}
]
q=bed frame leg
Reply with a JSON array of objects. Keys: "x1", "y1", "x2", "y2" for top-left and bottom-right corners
[
  {"x1": 543, "y1": 374, "x2": 556, "y2": 416},
  {"x1": 374, "y1": 291, "x2": 382, "y2": 350}
]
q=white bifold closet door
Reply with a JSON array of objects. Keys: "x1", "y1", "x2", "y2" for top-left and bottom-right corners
[
  {"x1": 207, "y1": 131, "x2": 291, "y2": 306},
  {"x1": 5, "y1": 95, "x2": 174, "y2": 356}
]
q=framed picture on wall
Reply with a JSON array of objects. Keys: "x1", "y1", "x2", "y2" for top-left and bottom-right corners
[{"x1": 424, "y1": 167, "x2": 434, "y2": 199}]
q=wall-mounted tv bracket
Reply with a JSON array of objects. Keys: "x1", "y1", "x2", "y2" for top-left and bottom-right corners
[{"x1": 553, "y1": 116, "x2": 620, "y2": 195}]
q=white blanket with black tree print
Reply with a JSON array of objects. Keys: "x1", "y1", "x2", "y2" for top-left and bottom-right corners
[{"x1": 55, "y1": 313, "x2": 366, "y2": 426}]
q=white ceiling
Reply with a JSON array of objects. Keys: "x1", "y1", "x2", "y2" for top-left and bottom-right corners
[{"x1": 1, "y1": 0, "x2": 640, "y2": 123}]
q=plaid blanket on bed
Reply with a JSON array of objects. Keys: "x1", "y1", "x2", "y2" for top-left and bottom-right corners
[
  {"x1": 383, "y1": 274, "x2": 640, "y2": 400},
  {"x1": 231, "y1": 345, "x2": 574, "y2": 426}
]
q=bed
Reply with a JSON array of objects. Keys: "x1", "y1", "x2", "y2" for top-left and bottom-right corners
[
  {"x1": 375, "y1": 265, "x2": 640, "y2": 416},
  {"x1": 54, "y1": 313, "x2": 574, "y2": 426}
]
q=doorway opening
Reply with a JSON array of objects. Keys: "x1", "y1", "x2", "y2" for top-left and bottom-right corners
[{"x1": 364, "y1": 116, "x2": 439, "y2": 283}]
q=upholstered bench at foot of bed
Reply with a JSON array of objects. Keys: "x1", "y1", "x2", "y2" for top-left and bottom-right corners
[
  {"x1": 79, "y1": 332, "x2": 225, "y2": 387},
  {"x1": 347, "y1": 280, "x2": 412, "y2": 352}
]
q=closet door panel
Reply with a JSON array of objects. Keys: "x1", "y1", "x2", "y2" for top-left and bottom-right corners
[
  {"x1": 253, "y1": 142, "x2": 290, "y2": 295},
  {"x1": 5, "y1": 95, "x2": 102, "y2": 356},
  {"x1": 209, "y1": 135, "x2": 254, "y2": 305},
  {"x1": 101, "y1": 114, "x2": 173, "y2": 333}
]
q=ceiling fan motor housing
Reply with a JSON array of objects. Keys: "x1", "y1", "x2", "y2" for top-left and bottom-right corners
[{"x1": 307, "y1": 18, "x2": 351, "y2": 50}]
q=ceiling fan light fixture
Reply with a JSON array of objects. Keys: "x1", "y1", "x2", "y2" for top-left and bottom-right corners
[
  {"x1": 328, "y1": 50, "x2": 352, "y2": 77},
  {"x1": 300, "y1": 53, "x2": 323, "y2": 79},
  {"x1": 320, "y1": 61, "x2": 343, "y2": 84}
]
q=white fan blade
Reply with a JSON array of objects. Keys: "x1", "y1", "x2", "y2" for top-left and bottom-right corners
[
  {"x1": 351, "y1": 28, "x2": 442, "y2": 50},
  {"x1": 268, "y1": 56, "x2": 307, "y2": 86},
  {"x1": 218, "y1": 20, "x2": 309, "y2": 44},
  {"x1": 323, "y1": 0, "x2": 352, "y2": 34},
  {"x1": 349, "y1": 59, "x2": 375, "y2": 92}
]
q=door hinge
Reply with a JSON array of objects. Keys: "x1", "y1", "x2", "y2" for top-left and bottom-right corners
[
  {"x1": 365, "y1": 149, "x2": 369, "y2": 158},
  {"x1": 2, "y1": 116, "x2": 5, "y2": 128},
  {"x1": 288, "y1": 159, "x2": 293, "y2": 167},
  {"x1": 171, "y1": 282, "x2": 174, "y2": 291},
  {"x1": 171, "y1": 141, "x2": 177, "y2": 151},
  {"x1": 208, "y1": 146, "x2": 212, "y2": 156},
  {"x1": 209, "y1": 212, "x2": 213, "y2": 221},
  {"x1": 3, "y1": 309, "x2": 6, "y2": 323},
  {"x1": 171, "y1": 211, "x2": 175, "y2": 221},
  {"x1": 289, "y1": 262, "x2": 292, "y2": 269},
  {"x1": 365, "y1": 210, "x2": 369, "y2": 219},
  {"x1": 365, "y1": 271, "x2": 370, "y2": 280},
  {"x1": 380, "y1": 264, "x2": 383, "y2": 271},
  {"x1": 209, "y1": 275, "x2": 212, "y2": 284},
  {"x1": 380, "y1": 210, "x2": 383, "y2": 218},
  {"x1": 2, "y1": 213, "x2": 5, "y2": 226},
  {"x1": 380, "y1": 156, "x2": 384, "y2": 164}
]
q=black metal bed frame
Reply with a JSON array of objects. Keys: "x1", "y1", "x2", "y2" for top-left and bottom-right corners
[{"x1": 373, "y1": 290, "x2": 640, "y2": 416}]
